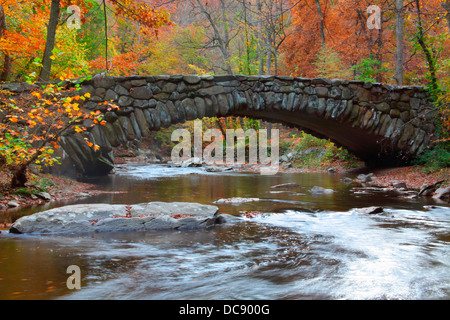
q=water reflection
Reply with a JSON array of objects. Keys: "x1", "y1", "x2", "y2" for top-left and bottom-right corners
[{"x1": 58, "y1": 164, "x2": 443, "y2": 214}]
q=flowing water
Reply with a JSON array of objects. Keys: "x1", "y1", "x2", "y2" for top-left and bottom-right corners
[{"x1": 0, "y1": 164, "x2": 449, "y2": 300}]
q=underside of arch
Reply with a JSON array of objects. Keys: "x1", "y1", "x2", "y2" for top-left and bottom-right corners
[{"x1": 231, "y1": 110, "x2": 399, "y2": 167}]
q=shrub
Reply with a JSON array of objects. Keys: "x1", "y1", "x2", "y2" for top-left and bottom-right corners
[{"x1": 414, "y1": 142, "x2": 450, "y2": 172}]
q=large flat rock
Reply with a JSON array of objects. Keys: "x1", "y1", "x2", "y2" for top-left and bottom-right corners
[{"x1": 9, "y1": 202, "x2": 232, "y2": 234}]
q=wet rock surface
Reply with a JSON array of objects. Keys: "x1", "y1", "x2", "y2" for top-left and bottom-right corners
[{"x1": 9, "y1": 202, "x2": 237, "y2": 234}]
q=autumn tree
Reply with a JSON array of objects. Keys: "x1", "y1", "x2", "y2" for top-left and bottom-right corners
[
  {"x1": 0, "y1": 0, "x2": 46, "y2": 82},
  {"x1": 0, "y1": 82, "x2": 116, "y2": 187},
  {"x1": 395, "y1": 0, "x2": 404, "y2": 85},
  {"x1": 0, "y1": 3, "x2": 11, "y2": 81},
  {"x1": 313, "y1": 45, "x2": 351, "y2": 79},
  {"x1": 87, "y1": 0, "x2": 172, "y2": 76},
  {"x1": 281, "y1": 0, "x2": 331, "y2": 77}
]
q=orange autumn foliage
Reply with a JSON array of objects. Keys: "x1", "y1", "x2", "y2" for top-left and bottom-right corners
[
  {"x1": 109, "y1": 0, "x2": 173, "y2": 36},
  {"x1": 282, "y1": 0, "x2": 449, "y2": 87},
  {"x1": 89, "y1": 50, "x2": 143, "y2": 76},
  {"x1": 282, "y1": 0, "x2": 391, "y2": 79},
  {"x1": 0, "y1": 81, "x2": 117, "y2": 187}
]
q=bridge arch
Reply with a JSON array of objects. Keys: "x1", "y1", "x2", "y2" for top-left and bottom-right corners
[{"x1": 59, "y1": 74, "x2": 436, "y2": 175}]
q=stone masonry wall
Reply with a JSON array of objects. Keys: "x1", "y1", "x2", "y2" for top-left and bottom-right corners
[{"x1": 56, "y1": 75, "x2": 436, "y2": 175}]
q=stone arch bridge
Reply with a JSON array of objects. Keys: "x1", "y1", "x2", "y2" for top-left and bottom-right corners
[{"x1": 58, "y1": 74, "x2": 435, "y2": 175}]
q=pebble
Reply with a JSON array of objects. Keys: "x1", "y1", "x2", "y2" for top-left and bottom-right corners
[{"x1": 7, "y1": 201, "x2": 20, "y2": 208}]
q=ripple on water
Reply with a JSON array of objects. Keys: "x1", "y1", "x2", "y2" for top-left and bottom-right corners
[{"x1": 55, "y1": 207, "x2": 450, "y2": 300}]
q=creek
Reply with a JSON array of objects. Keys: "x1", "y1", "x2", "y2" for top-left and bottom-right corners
[{"x1": 0, "y1": 163, "x2": 449, "y2": 299}]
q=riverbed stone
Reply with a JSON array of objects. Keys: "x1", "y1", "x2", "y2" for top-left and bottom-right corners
[
  {"x1": 7, "y1": 201, "x2": 19, "y2": 208},
  {"x1": 36, "y1": 192, "x2": 52, "y2": 201},
  {"x1": 432, "y1": 186, "x2": 450, "y2": 201},
  {"x1": 310, "y1": 186, "x2": 334, "y2": 194},
  {"x1": 9, "y1": 202, "x2": 226, "y2": 234},
  {"x1": 354, "y1": 206, "x2": 384, "y2": 214}
]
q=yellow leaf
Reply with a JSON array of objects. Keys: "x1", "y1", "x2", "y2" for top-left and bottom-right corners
[
  {"x1": 84, "y1": 92, "x2": 91, "y2": 98},
  {"x1": 31, "y1": 92, "x2": 41, "y2": 99}
]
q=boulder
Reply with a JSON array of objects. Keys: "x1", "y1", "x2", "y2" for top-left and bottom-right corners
[
  {"x1": 204, "y1": 166, "x2": 232, "y2": 172},
  {"x1": 340, "y1": 177, "x2": 354, "y2": 185},
  {"x1": 173, "y1": 157, "x2": 203, "y2": 167},
  {"x1": 357, "y1": 173, "x2": 374, "y2": 183},
  {"x1": 354, "y1": 206, "x2": 384, "y2": 214},
  {"x1": 432, "y1": 186, "x2": 450, "y2": 201},
  {"x1": 36, "y1": 192, "x2": 52, "y2": 201},
  {"x1": 9, "y1": 202, "x2": 228, "y2": 234},
  {"x1": 310, "y1": 186, "x2": 334, "y2": 194},
  {"x1": 419, "y1": 180, "x2": 445, "y2": 197},
  {"x1": 392, "y1": 182, "x2": 407, "y2": 189},
  {"x1": 7, "y1": 201, "x2": 20, "y2": 208}
]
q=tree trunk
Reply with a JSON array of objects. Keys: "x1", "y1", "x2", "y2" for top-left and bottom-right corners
[
  {"x1": 10, "y1": 165, "x2": 28, "y2": 188},
  {"x1": 215, "y1": 118, "x2": 226, "y2": 138},
  {"x1": 9, "y1": 149, "x2": 43, "y2": 188},
  {"x1": 0, "y1": 4, "x2": 11, "y2": 81},
  {"x1": 414, "y1": 0, "x2": 438, "y2": 96},
  {"x1": 315, "y1": 0, "x2": 326, "y2": 45},
  {"x1": 8, "y1": 115, "x2": 74, "y2": 188},
  {"x1": 266, "y1": 46, "x2": 272, "y2": 74},
  {"x1": 266, "y1": 122, "x2": 272, "y2": 140},
  {"x1": 239, "y1": 116, "x2": 245, "y2": 129},
  {"x1": 0, "y1": 54, "x2": 11, "y2": 81},
  {"x1": 376, "y1": 9, "x2": 384, "y2": 83},
  {"x1": 256, "y1": 0, "x2": 265, "y2": 75},
  {"x1": 395, "y1": 0, "x2": 404, "y2": 86},
  {"x1": 39, "y1": 0, "x2": 61, "y2": 82},
  {"x1": 220, "y1": 0, "x2": 233, "y2": 74}
]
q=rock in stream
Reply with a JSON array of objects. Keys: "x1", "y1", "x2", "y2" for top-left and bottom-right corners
[{"x1": 9, "y1": 202, "x2": 234, "y2": 234}]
